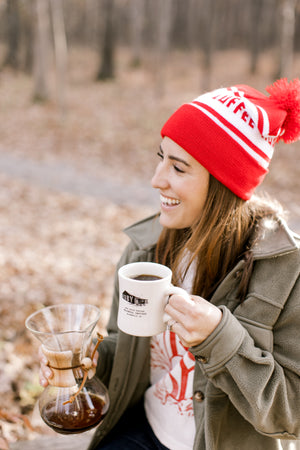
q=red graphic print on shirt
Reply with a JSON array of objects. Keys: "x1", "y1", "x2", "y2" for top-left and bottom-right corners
[{"x1": 150, "y1": 331, "x2": 195, "y2": 416}]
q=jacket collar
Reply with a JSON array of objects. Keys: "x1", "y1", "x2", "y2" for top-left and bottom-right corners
[
  {"x1": 124, "y1": 214, "x2": 299, "y2": 259},
  {"x1": 124, "y1": 214, "x2": 162, "y2": 250},
  {"x1": 252, "y1": 218, "x2": 299, "y2": 259}
]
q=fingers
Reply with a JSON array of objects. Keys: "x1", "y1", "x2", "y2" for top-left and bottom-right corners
[
  {"x1": 165, "y1": 293, "x2": 194, "y2": 324},
  {"x1": 167, "y1": 318, "x2": 177, "y2": 332},
  {"x1": 38, "y1": 345, "x2": 53, "y2": 388},
  {"x1": 166, "y1": 292, "x2": 196, "y2": 313},
  {"x1": 167, "y1": 317, "x2": 193, "y2": 348},
  {"x1": 39, "y1": 369, "x2": 51, "y2": 388},
  {"x1": 165, "y1": 293, "x2": 222, "y2": 347}
]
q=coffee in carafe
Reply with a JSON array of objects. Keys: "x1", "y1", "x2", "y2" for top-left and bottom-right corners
[{"x1": 41, "y1": 393, "x2": 106, "y2": 434}]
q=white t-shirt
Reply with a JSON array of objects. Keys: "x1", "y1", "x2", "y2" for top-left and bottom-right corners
[
  {"x1": 145, "y1": 256, "x2": 196, "y2": 450},
  {"x1": 144, "y1": 331, "x2": 195, "y2": 450}
]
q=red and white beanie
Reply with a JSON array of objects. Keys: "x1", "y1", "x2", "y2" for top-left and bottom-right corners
[{"x1": 161, "y1": 78, "x2": 300, "y2": 200}]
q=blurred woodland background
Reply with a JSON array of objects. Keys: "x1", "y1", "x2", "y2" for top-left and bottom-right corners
[{"x1": 0, "y1": 0, "x2": 300, "y2": 448}]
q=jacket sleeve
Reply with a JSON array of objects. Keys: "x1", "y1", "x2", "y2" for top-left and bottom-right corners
[{"x1": 190, "y1": 265, "x2": 300, "y2": 439}]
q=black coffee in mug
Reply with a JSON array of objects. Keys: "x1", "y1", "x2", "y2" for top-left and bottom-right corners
[{"x1": 131, "y1": 274, "x2": 162, "y2": 281}]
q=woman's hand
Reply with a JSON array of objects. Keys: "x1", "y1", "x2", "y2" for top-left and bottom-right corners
[
  {"x1": 165, "y1": 293, "x2": 222, "y2": 348},
  {"x1": 38, "y1": 345, "x2": 53, "y2": 388}
]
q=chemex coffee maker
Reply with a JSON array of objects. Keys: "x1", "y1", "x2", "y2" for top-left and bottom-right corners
[{"x1": 25, "y1": 303, "x2": 110, "y2": 434}]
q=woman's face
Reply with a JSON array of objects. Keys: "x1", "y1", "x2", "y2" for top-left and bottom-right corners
[{"x1": 151, "y1": 137, "x2": 210, "y2": 229}]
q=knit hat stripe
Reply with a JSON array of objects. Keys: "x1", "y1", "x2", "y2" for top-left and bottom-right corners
[
  {"x1": 256, "y1": 105, "x2": 270, "y2": 137},
  {"x1": 190, "y1": 101, "x2": 271, "y2": 169}
]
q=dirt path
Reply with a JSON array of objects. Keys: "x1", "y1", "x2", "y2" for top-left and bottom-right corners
[
  {"x1": 0, "y1": 148, "x2": 299, "y2": 232},
  {"x1": 0, "y1": 149, "x2": 158, "y2": 208}
]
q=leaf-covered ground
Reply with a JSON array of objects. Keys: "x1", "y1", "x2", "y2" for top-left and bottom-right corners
[{"x1": 0, "y1": 47, "x2": 299, "y2": 447}]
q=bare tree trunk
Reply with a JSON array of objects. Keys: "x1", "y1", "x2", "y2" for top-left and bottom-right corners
[
  {"x1": 50, "y1": 0, "x2": 68, "y2": 114},
  {"x1": 97, "y1": 0, "x2": 115, "y2": 80},
  {"x1": 187, "y1": 0, "x2": 200, "y2": 47},
  {"x1": 154, "y1": 0, "x2": 173, "y2": 96},
  {"x1": 276, "y1": 0, "x2": 296, "y2": 78},
  {"x1": 23, "y1": 0, "x2": 35, "y2": 73},
  {"x1": 200, "y1": 0, "x2": 221, "y2": 92},
  {"x1": 129, "y1": 0, "x2": 145, "y2": 67},
  {"x1": 249, "y1": 0, "x2": 264, "y2": 74},
  {"x1": 2, "y1": 0, "x2": 20, "y2": 69},
  {"x1": 33, "y1": 0, "x2": 51, "y2": 101},
  {"x1": 84, "y1": 0, "x2": 99, "y2": 46}
]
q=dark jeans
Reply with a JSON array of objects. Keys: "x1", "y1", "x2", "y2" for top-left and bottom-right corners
[{"x1": 96, "y1": 401, "x2": 169, "y2": 449}]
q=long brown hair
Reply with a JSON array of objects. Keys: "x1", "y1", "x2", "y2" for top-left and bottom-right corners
[{"x1": 155, "y1": 175, "x2": 283, "y2": 301}]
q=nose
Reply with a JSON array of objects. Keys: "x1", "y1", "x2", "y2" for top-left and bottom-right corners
[{"x1": 151, "y1": 162, "x2": 169, "y2": 190}]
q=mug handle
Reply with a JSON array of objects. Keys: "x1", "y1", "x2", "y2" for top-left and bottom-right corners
[{"x1": 163, "y1": 285, "x2": 191, "y2": 324}]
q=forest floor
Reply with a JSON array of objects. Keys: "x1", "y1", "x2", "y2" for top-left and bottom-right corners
[{"x1": 0, "y1": 47, "x2": 299, "y2": 448}]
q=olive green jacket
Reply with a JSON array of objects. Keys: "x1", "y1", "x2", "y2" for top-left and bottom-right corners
[{"x1": 88, "y1": 214, "x2": 300, "y2": 450}]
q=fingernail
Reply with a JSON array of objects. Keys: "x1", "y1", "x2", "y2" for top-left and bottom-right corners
[
  {"x1": 45, "y1": 368, "x2": 53, "y2": 379},
  {"x1": 40, "y1": 376, "x2": 47, "y2": 387}
]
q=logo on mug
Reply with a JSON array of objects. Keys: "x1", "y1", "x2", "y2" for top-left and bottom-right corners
[{"x1": 122, "y1": 291, "x2": 148, "y2": 306}]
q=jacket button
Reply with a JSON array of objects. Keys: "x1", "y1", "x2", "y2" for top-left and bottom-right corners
[
  {"x1": 194, "y1": 391, "x2": 205, "y2": 402},
  {"x1": 195, "y1": 355, "x2": 208, "y2": 364}
]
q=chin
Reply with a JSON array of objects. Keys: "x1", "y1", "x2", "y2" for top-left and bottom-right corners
[
  {"x1": 159, "y1": 215, "x2": 173, "y2": 228},
  {"x1": 159, "y1": 214, "x2": 186, "y2": 229}
]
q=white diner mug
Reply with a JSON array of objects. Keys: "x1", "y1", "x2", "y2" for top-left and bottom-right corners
[{"x1": 117, "y1": 261, "x2": 189, "y2": 336}]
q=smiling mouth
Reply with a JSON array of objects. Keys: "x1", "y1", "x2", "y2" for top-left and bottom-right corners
[{"x1": 160, "y1": 194, "x2": 181, "y2": 206}]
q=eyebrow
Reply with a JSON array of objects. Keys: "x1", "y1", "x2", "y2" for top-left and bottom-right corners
[{"x1": 159, "y1": 145, "x2": 191, "y2": 167}]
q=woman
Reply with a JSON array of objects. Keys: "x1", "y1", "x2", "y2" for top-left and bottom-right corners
[{"x1": 40, "y1": 79, "x2": 300, "y2": 449}]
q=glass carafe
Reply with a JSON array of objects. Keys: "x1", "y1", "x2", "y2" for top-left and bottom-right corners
[{"x1": 25, "y1": 303, "x2": 110, "y2": 434}]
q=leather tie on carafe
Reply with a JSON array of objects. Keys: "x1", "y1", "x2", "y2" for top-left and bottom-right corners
[{"x1": 42, "y1": 333, "x2": 104, "y2": 403}]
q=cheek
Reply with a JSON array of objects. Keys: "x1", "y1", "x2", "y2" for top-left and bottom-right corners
[{"x1": 189, "y1": 183, "x2": 209, "y2": 214}]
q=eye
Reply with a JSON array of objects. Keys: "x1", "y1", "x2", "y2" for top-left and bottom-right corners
[
  {"x1": 157, "y1": 150, "x2": 185, "y2": 174},
  {"x1": 174, "y1": 165, "x2": 185, "y2": 173}
]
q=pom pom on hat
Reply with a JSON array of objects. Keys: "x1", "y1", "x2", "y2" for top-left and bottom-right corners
[
  {"x1": 266, "y1": 78, "x2": 300, "y2": 143},
  {"x1": 161, "y1": 78, "x2": 300, "y2": 200}
]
